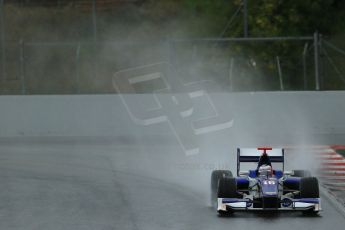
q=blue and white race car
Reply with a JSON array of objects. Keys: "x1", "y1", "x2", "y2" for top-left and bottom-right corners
[{"x1": 210, "y1": 147, "x2": 321, "y2": 215}]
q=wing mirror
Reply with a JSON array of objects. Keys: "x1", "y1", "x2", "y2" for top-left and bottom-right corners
[
  {"x1": 284, "y1": 171, "x2": 293, "y2": 176},
  {"x1": 239, "y1": 171, "x2": 249, "y2": 176}
]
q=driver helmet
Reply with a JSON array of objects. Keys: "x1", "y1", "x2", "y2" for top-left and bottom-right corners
[{"x1": 258, "y1": 164, "x2": 273, "y2": 177}]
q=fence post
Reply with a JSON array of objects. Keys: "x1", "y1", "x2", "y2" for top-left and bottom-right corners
[
  {"x1": 243, "y1": 0, "x2": 248, "y2": 37},
  {"x1": 75, "y1": 43, "x2": 81, "y2": 94},
  {"x1": 276, "y1": 56, "x2": 284, "y2": 90},
  {"x1": 19, "y1": 39, "x2": 25, "y2": 95},
  {"x1": 302, "y1": 42, "x2": 308, "y2": 90},
  {"x1": 319, "y1": 34, "x2": 324, "y2": 89},
  {"x1": 0, "y1": 0, "x2": 5, "y2": 81},
  {"x1": 314, "y1": 31, "x2": 320, "y2": 90},
  {"x1": 92, "y1": 0, "x2": 98, "y2": 92},
  {"x1": 229, "y1": 58, "x2": 234, "y2": 91},
  {"x1": 92, "y1": 0, "x2": 97, "y2": 42},
  {"x1": 167, "y1": 39, "x2": 174, "y2": 67},
  {"x1": 192, "y1": 44, "x2": 197, "y2": 61}
]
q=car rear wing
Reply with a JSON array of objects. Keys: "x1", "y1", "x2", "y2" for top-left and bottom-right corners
[{"x1": 237, "y1": 147, "x2": 285, "y2": 176}]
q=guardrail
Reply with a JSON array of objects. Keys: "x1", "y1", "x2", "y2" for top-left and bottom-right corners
[{"x1": 5, "y1": 0, "x2": 140, "y2": 9}]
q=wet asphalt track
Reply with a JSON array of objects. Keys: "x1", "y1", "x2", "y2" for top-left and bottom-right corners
[{"x1": 0, "y1": 138, "x2": 345, "y2": 230}]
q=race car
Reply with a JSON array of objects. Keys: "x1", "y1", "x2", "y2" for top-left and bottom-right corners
[{"x1": 210, "y1": 147, "x2": 321, "y2": 215}]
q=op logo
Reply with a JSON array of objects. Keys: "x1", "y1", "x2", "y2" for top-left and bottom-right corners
[{"x1": 113, "y1": 62, "x2": 234, "y2": 156}]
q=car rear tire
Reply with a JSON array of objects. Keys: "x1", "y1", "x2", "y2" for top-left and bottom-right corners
[
  {"x1": 302, "y1": 208, "x2": 319, "y2": 215},
  {"x1": 217, "y1": 177, "x2": 237, "y2": 215},
  {"x1": 300, "y1": 177, "x2": 320, "y2": 214},
  {"x1": 210, "y1": 170, "x2": 233, "y2": 208},
  {"x1": 217, "y1": 177, "x2": 238, "y2": 198},
  {"x1": 293, "y1": 170, "x2": 312, "y2": 177},
  {"x1": 300, "y1": 177, "x2": 319, "y2": 198},
  {"x1": 217, "y1": 210, "x2": 233, "y2": 217},
  {"x1": 283, "y1": 178, "x2": 300, "y2": 195}
]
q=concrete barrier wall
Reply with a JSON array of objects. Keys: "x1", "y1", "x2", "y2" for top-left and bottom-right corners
[{"x1": 0, "y1": 92, "x2": 344, "y2": 144}]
